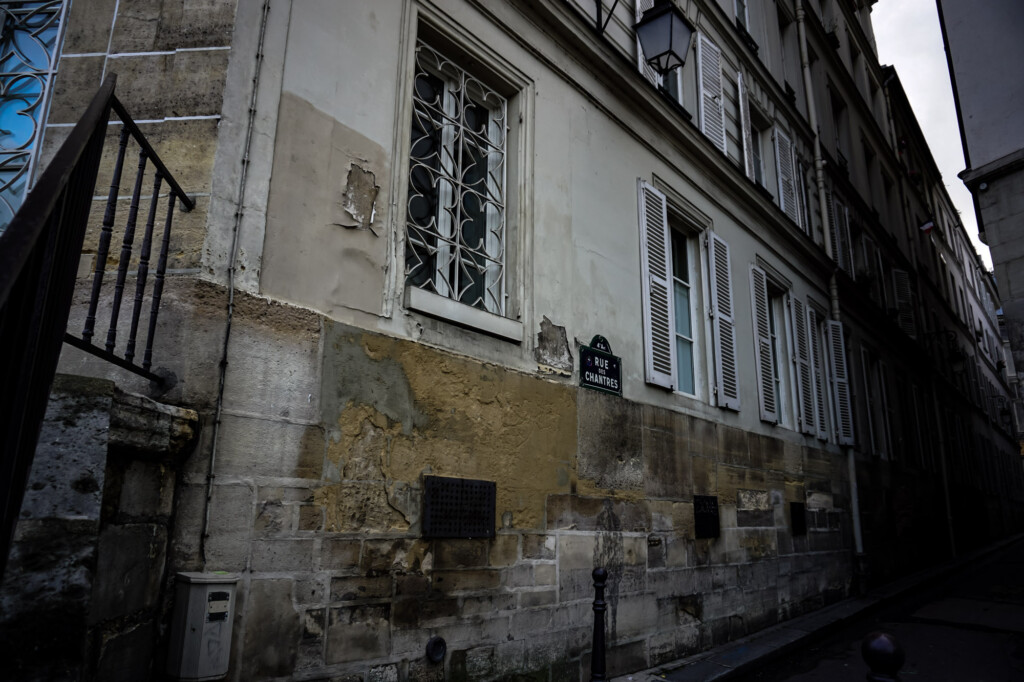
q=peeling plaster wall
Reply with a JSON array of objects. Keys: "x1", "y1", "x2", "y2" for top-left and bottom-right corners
[
  {"x1": 167, "y1": 290, "x2": 852, "y2": 681},
  {"x1": 261, "y1": 93, "x2": 391, "y2": 318}
]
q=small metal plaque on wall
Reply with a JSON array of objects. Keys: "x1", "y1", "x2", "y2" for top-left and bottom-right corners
[
  {"x1": 694, "y1": 495, "x2": 720, "y2": 539},
  {"x1": 422, "y1": 476, "x2": 496, "y2": 539}
]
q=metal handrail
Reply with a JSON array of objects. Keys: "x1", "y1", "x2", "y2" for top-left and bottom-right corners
[
  {"x1": 66, "y1": 92, "x2": 194, "y2": 383},
  {"x1": 0, "y1": 76, "x2": 192, "y2": 579}
]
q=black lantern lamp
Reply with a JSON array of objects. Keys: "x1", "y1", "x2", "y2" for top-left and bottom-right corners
[{"x1": 635, "y1": 0, "x2": 696, "y2": 76}]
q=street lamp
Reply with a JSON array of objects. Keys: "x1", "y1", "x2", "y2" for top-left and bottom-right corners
[{"x1": 635, "y1": 0, "x2": 696, "y2": 76}]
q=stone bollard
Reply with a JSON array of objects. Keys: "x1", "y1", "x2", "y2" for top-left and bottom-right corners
[
  {"x1": 590, "y1": 567, "x2": 608, "y2": 682},
  {"x1": 861, "y1": 631, "x2": 905, "y2": 682}
]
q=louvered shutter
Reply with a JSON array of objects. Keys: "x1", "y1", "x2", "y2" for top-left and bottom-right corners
[
  {"x1": 892, "y1": 268, "x2": 916, "y2": 338},
  {"x1": 859, "y1": 348, "x2": 876, "y2": 452},
  {"x1": 709, "y1": 233, "x2": 740, "y2": 409},
  {"x1": 835, "y1": 198, "x2": 854, "y2": 277},
  {"x1": 861, "y1": 236, "x2": 876, "y2": 277},
  {"x1": 738, "y1": 73, "x2": 754, "y2": 179},
  {"x1": 775, "y1": 127, "x2": 798, "y2": 222},
  {"x1": 828, "y1": 320, "x2": 854, "y2": 445},
  {"x1": 792, "y1": 298, "x2": 815, "y2": 435},
  {"x1": 696, "y1": 33, "x2": 727, "y2": 153},
  {"x1": 749, "y1": 266, "x2": 777, "y2": 422},
  {"x1": 795, "y1": 158, "x2": 809, "y2": 235},
  {"x1": 826, "y1": 191, "x2": 841, "y2": 267},
  {"x1": 635, "y1": 0, "x2": 662, "y2": 87},
  {"x1": 808, "y1": 306, "x2": 829, "y2": 439},
  {"x1": 638, "y1": 180, "x2": 676, "y2": 389},
  {"x1": 878, "y1": 361, "x2": 892, "y2": 455}
]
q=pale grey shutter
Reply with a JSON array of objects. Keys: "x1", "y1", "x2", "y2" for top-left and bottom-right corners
[
  {"x1": 892, "y1": 268, "x2": 916, "y2": 338},
  {"x1": 796, "y1": 158, "x2": 811, "y2": 235},
  {"x1": 638, "y1": 180, "x2": 676, "y2": 389},
  {"x1": 793, "y1": 298, "x2": 815, "y2": 435},
  {"x1": 750, "y1": 266, "x2": 777, "y2": 422},
  {"x1": 826, "y1": 191, "x2": 841, "y2": 268},
  {"x1": 696, "y1": 33, "x2": 727, "y2": 153},
  {"x1": 709, "y1": 233, "x2": 740, "y2": 409},
  {"x1": 835, "y1": 197, "x2": 854, "y2": 277},
  {"x1": 775, "y1": 127, "x2": 798, "y2": 223},
  {"x1": 635, "y1": 0, "x2": 662, "y2": 87},
  {"x1": 828, "y1": 320, "x2": 854, "y2": 445},
  {"x1": 738, "y1": 72, "x2": 754, "y2": 179},
  {"x1": 808, "y1": 306, "x2": 829, "y2": 439}
]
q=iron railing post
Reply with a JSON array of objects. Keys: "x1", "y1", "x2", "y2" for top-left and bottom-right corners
[{"x1": 590, "y1": 567, "x2": 608, "y2": 682}]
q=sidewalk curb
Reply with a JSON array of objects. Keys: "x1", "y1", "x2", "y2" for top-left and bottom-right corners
[{"x1": 611, "y1": 534, "x2": 1024, "y2": 682}]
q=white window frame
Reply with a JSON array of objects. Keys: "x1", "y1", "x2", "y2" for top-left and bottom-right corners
[
  {"x1": 637, "y1": 179, "x2": 706, "y2": 399},
  {"x1": 671, "y1": 229, "x2": 700, "y2": 397}
]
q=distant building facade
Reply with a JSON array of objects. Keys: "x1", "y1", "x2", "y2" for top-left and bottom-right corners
[
  {"x1": 2, "y1": 1, "x2": 1022, "y2": 680},
  {"x1": 937, "y1": 0, "x2": 1024, "y2": 437}
]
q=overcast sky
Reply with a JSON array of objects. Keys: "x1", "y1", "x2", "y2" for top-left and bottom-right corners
[{"x1": 869, "y1": 0, "x2": 991, "y2": 269}]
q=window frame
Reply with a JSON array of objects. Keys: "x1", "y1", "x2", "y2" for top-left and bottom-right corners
[
  {"x1": 398, "y1": 20, "x2": 533, "y2": 343},
  {"x1": 406, "y1": 39, "x2": 508, "y2": 315},
  {"x1": 637, "y1": 179, "x2": 711, "y2": 401},
  {"x1": 670, "y1": 227, "x2": 701, "y2": 398}
]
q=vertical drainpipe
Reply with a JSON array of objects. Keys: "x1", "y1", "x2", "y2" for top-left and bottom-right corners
[{"x1": 796, "y1": 0, "x2": 866, "y2": 584}]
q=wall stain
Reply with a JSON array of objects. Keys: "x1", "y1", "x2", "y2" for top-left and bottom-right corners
[
  {"x1": 316, "y1": 321, "x2": 577, "y2": 531},
  {"x1": 594, "y1": 499, "x2": 623, "y2": 642}
]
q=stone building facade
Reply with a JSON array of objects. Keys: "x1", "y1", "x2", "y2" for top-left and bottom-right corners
[{"x1": 3, "y1": 1, "x2": 1023, "y2": 681}]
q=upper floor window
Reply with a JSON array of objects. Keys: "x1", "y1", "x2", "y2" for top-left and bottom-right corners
[
  {"x1": 406, "y1": 40, "x2": 507, "y2": 316},
  {"x1": 638, "y1": 179, "x2": 738, "y2": 409}
]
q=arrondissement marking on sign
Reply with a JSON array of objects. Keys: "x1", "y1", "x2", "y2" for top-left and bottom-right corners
[{"x1": 579, "y1": 335, "x2": 622, "y2": 396}]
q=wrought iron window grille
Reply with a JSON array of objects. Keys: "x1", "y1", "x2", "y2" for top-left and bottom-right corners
[{"x1": 405, "y1": 40, "x2": 508, "y2": 316}]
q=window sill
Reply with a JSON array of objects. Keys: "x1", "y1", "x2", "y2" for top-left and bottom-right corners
[{"x1": 406, "y1": 287, "x2": 522, "y2": 343}]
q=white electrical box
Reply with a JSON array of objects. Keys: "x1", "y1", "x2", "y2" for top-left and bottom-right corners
[{"x1": 166, "y1": 572, "x2": 238, "y2": 681}]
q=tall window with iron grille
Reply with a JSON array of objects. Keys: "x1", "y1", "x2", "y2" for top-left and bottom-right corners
[{"x1": 405, "y1": 40, "x2": 507, "y2": 316}]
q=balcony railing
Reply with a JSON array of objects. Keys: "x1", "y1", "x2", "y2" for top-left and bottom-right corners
[{"x1": 0, "y1": 76, "x2": 192, "y2": 578}]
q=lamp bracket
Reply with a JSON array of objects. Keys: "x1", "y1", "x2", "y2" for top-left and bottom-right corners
[{"x1": 595, "y1": 0, "x2": 624, "y2": 36}]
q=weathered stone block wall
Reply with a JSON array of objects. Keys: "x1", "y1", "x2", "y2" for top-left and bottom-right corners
[
  {"x1": 175, "y1": 290, "x2": 853, "y2": 682},
  {"x1": 0, "y1": 375, "x2": 199, "y2": 682},
  {"x1": 43, "y1": 0, "x2": 238, "y2": 272}
]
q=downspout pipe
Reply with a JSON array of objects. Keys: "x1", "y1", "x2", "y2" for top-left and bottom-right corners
[
  {"x1": 796, "y1": 0, "x2": 840, "y2": 318},
  {"x1": 797, "y1": 0, "x2": 866, "y2": 586},
  {"x1": 200, "y1": 0, "x2": 272, "y2": 567}
]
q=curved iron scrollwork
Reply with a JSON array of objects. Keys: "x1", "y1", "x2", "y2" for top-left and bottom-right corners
[
  {"x1": 0, "y1": 0, "x2": 67, "y2": 232},
  {"x1": 405, "y1": 40, "x2": 508, "y2": 316}
]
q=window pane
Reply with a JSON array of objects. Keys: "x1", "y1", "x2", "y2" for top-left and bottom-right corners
[
  {"x1": 457, "y1": 102, "x2": 489, "y2": 308},
  {"x1": 672, "y1": 232, "x2": 689, "y2": 283},
  {"x1": 406, "y1": 72, "x2": 446, "y2": 289},
  {"x1": 674, "y1": 279, "x2": 691, "y2": 338},
  {"x1": 676, "y1": 337, "x2": 694, "y2": 394}
]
